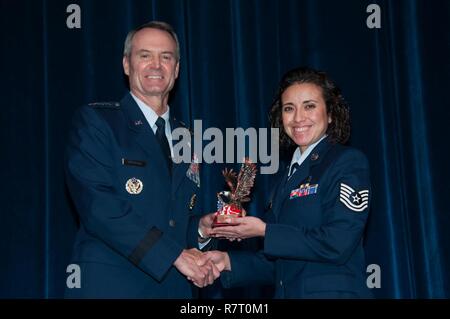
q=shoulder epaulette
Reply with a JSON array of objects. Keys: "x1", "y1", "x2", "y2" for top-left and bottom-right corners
[{"x1": 88, "y1": 102, "x2": 120, "y2": 109}]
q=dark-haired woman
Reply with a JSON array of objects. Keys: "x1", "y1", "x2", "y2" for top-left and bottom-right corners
[{"x1": 206, "y1": 67, "x2": 372, "y2": 298}]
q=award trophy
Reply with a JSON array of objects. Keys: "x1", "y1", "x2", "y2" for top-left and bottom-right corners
[{"x1": 212, "y1": 159, "x2": 257, "y2": 227}]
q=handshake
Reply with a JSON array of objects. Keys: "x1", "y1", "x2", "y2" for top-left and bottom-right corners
[
  {"x1": 173, "y1": 248, "x2": 230, "y2": 288},
  {"x1": 172, "y1": 212, "x2": 229, "y2": 288},
  {"x1": 172, "y1": 212, "x2": 267, "y2": 287}
]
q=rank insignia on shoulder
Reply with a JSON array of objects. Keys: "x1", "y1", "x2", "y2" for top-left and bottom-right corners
[
  {"x1": 339, "y1": 183, "x2": 369, "y2": 212},
  {"x1": 189, "y1": 194, "x2": 197, "y2": 211},
  {"x1": 125, "y1": 177, "x2": 143, "y2": 194},
  {"x1": 88, "y1": 102, "x2": 120, "y2": 109},
  {"x1": 186, "y1": 153, "x2": 200, "y2": 188},
  {"x1": 289, "y1": 183, "x2": 318, "y2": 199}
]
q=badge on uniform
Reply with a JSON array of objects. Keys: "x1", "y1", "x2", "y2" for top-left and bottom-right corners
[
  {"x1": 339, "y1": 183, "x2": 369, "y2": 212},
  {"x1": 289, "y1": 183, "x2": 318, "y2": 199},
  {"x1": 186, "y1": 153, "x2": 200, "y2": 188},
  {"x1": 125, "y1": 177, "x2": 143, "y2": 194}
]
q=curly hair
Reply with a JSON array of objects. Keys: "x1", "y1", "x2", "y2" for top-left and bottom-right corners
[{"x1": 269, "y1": 67, "x2": 350, "y2": 150}]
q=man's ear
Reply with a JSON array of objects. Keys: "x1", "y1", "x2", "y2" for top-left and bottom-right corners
[
  {"x1": 123, "y1": 56, "x2": 130, "y2": 76},
  {"x1": 175, "y1": 61, "x2": 180, "y2": 79}
]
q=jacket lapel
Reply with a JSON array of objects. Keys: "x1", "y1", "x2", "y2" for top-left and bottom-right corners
[
  {"x1": 120, "y1": 93, "x2": 171, "y2": 178},
  {"x1": 269, "y1": 165, "x2": 289, "y2": 218},
  {"x1": 170, "y1": 118, "x2": 192, "y2": 194},
  {"x1": 273, "y1": 160, "x2": 311, "y2": 217},
  {"x1": 272, "y1": 138, "x2": 333, "y2": 217}
]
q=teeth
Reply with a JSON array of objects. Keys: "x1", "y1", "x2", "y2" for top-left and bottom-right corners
[
  {"x1": 146, "y1": 75, "x2": 162, "y2": 79},
  {"x1": 294, "y1": 127, "x2": 309, "y2": 132}
]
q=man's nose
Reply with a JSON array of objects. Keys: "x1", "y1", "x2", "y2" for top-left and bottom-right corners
[{"x1": 150, "y1": 56, "x2": 161, "y2": 68}]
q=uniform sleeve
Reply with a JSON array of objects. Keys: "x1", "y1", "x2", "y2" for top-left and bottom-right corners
[
  {"x1": 187, "y1": 196, "x2": 218, "y2": 251},
  {"x1": 220, "y1": 251, "x2": 275, "y2": 288},
  {"x1": 65, "y1": 106, "x2": 182, "y2": 281},
  {"x1": 264, "y1": 149, "x2": 371, "y2": 264}
]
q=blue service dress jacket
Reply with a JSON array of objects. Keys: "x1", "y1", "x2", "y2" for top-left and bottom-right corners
[
  {"x1": 64, "y1": 93, "x2": 202, "y2": 298},
  {"x1": 221, "y1": 138, "x2": 373, "y2": 298}
]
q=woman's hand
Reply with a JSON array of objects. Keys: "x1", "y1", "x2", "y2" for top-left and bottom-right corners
[
  {"x1": 198, "y1": 251, "x2": 231, "y2": 272},
  {"x1": 198, "y1": 212, "x2": 216, "y2": 238},
  {"x1": 209, "y1": 216, "x2": 266, "y2": 240}
]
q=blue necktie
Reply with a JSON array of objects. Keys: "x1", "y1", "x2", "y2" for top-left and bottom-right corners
[
  {"x1": 288, "y1": 162, "x2": 299, "y2": 179},
  {"x1": 155, "y1": 117, "x2": 172, "y2": 171}
]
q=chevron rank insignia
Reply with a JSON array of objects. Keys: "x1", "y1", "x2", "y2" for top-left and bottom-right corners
[{"x1": 339, "y1": 183, "x2": 369, "y2": 212}]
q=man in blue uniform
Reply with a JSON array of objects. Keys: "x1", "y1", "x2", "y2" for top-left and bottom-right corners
[{"x1": 65, "y1": 21, "x2": 217, "y2": 298}]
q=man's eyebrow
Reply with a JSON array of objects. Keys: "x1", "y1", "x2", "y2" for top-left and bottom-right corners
[{"x1": 135, "y1": 49, "x2": 175, "y2": 55}]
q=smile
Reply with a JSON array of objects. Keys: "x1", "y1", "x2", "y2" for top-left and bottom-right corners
[
  {"x1": 145, "y1": 75, "x2": 163, "y2": 79},
  {"x1": 293, "y1": 126, "x2": 311, "y2": 133}
]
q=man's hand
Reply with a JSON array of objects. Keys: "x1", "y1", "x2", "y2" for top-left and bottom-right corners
[
  {"x1": 174, "y1": 248, "x2": 220, "y2": 287},
  {"x1": 209, "y1": 216, "x2": 266, "y2": 240}
]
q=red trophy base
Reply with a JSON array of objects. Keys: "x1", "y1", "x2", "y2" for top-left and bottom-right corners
[{"x1": 212, "y1": 204, "x2": 242, "y2": 227}]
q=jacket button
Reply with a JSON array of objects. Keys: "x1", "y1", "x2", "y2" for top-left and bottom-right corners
[
  {"x1": 169, "y1": 219, "x2": 176, "y2": 227},
  {"x1": 279, "y1": 280, "x2": 283, "y2": 286}
]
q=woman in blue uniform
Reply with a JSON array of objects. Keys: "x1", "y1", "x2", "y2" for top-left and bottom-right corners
[{"x1": 205, "y1": 67, "x2": 372, "y2": 298}]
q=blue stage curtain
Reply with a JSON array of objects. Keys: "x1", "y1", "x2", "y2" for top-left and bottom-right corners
[{"x1": 0, "y1": 0, "x2": 448, "y2": 298}]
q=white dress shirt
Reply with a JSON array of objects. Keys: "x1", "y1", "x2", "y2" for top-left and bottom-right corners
[
  {"x1": 130, "y1": 93, "x2": 173, "y2": 156},
  {"x1": 288, "y1": 135, "x2": 327, "y2": 178}
]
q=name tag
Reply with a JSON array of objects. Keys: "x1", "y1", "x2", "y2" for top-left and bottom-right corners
[{"x1": 122, "y1": 158, "x2": 146, "y2": 167}]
